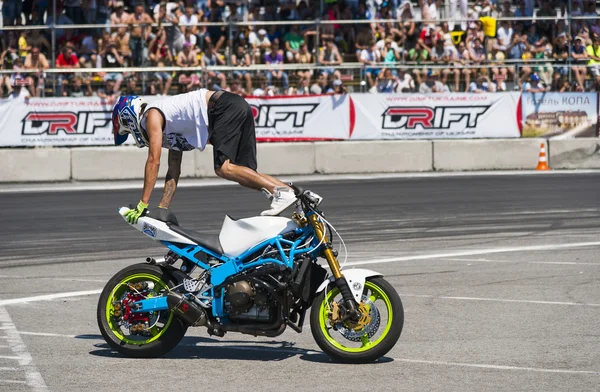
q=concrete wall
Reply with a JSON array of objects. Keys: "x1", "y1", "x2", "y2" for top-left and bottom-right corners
[
  {"x1": 0, "y1": 148, "x2": 71, "y2": 182},
  {"x1": 315, "y1": 141, "x2": 433, "y2": 173},
  {"x1": 548, "y1": 139, "x2": 600, "y2": 169},
  {"x1": 433, "y1": 140, "x2": 544, "y2": 171},
  {"x1": 2, "y1": 139, "x2": 599, "y2": 183}
]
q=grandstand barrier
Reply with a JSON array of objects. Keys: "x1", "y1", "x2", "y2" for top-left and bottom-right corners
[
  {"x1": 548, "y1": 139, "x2": 600, "y2": 170},
  {"x1": 4, "y1": 139, "x2": 600, "y2": 183},
  {"x1": 315, "y1": 140, "x2": 433, "y2": 173},
  {"x1": 432, "y1": 139, "x2": 545, "y2": 171}
]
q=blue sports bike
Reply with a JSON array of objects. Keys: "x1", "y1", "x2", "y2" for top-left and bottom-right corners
[{"x1": 97, "y1": 184, "x2": 404, "y2": 363}]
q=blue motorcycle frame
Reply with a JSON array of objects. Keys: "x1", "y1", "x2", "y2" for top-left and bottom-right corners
[{"x1": 132, "y1": 211, "x2": 322, "y2": 320}]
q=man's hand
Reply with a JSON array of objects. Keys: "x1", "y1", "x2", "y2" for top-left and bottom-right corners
[{"x1": 125, "y1": 200, "x2": 148, "y2": 224}]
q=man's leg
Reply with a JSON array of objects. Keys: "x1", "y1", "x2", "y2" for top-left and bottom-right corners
[{"x1": 214, "y1": 159, "x2": 287, "y2": 192}]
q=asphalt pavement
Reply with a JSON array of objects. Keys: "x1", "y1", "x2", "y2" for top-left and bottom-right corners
[{"x1": 0, "y1": 172, "x2": 599, "y2": 391}]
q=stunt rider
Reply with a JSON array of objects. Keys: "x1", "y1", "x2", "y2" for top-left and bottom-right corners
[{"x1": 111, "y1": 90, "x2": 297, "y2": 222}]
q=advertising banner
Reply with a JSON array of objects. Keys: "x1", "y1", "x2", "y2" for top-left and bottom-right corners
[
  {"x1": 349, "y1": 93, "x2": 521, "y2": 139},
  {"x1": 246, "y1": 94, "x2": 351, "y2": 142},
  {"x1": 0, "y1": 94, "x2": 352, "y2": 146},
  {"x1": 521, "y1": 92, "x2": 598, "y2": 139},
  {"x1": 0, "y1": 97, "x2": 117, "y2": 147}
]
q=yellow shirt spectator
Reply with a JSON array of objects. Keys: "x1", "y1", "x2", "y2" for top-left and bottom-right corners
[
  {"x1": 586, "y1": 43, "x2": 600, "y2": 65},
  {"x1": 18, "y1": 35, "x2": 29, "y2": 58}
]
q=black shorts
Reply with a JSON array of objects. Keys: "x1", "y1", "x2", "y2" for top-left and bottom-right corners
[{"x1": 208, "y1": 91, "x2": 257, "y2": 171}]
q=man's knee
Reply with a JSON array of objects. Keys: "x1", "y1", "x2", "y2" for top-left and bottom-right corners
[{"x1": 215, "y1": 159, "x2": 234, "y2": 179}]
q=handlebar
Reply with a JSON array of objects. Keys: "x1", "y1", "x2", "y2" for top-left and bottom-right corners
[{"x1": 288, "y1": 182, "x2": 304, "y2": 197}]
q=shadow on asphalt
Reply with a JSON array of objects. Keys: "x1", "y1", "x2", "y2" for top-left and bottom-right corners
[{"x1": 89, "y1": 335, "x2": 394, "y2": 364}]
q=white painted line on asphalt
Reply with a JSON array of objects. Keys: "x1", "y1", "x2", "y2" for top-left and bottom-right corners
[
  {"x1": 0, "y1": 275, "x2": 106, "y2": 283},
  {"x1": 0, "y1": 289, "x2": 102, "y2": 306},
  {"x1": 441, "y1": 258, "x2": 600, "y2": 266},
  {"x1": 0, "y1": 367, "x2": 18, "y2": 371},
  {"x1": 0, "y1": 379, "x2": 27, "y2": 384},
  {"x1": 400, "y1": 293, "x2": 600, "y2": 307},
  {"x1": 2, "y1": 170, "x2": 599, "y2": 194},
  {"x1": 0, "y1": 355, "x2": 21, "y2": 360},
  {"x1": 392, "y1": 358, "x2": 600, "y2": 375},
  {"x1": 344, "y1": 241, "x2": 600, "y2": 268},
  {"x1": 18, "y1": 332, "x2": 77, "y2": 339},
  {"x1": 0, "y1": 307, "x2": 48, "y2": 392}
]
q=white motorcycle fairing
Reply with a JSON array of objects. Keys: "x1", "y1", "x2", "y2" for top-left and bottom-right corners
[
  {"x1": 219, "y1": 215, "x2": 299, "y2": 257},
  {"x1": 118, "y1": 207, "x2": 195, "y2": 245},
  {"x1": 119, "y1": 207, "x2": 299, "y2": 258},
  {"x1": 316, "y1": 268, "x2": 383, "y2": 301}
]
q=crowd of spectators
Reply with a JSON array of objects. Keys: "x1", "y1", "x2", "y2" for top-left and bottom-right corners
[{"x1": 0, "y1": 0, "x2": 599, "y2": 98}]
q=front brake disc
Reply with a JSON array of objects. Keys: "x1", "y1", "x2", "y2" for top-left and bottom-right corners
[{"x1": 335, "y1": 296, "x2": 380, "y2": 342}]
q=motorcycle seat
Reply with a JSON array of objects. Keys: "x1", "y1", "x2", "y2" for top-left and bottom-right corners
[
  {"x1": 147, "y1": 208, "x2": 223, "y2": 254},
  {"x1": 169, "y1": 226, "x2": 224, "y2": 255}
]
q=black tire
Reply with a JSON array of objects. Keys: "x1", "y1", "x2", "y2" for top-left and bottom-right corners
[
  {"x1": 97, "y1": 263, "x2": 188, "y2": 358},
  {"x1": 310, "y1": 277, "x2": 403, "y2": 364}
]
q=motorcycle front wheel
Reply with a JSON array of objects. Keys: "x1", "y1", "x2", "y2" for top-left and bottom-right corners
[
  {"x1": 310, "y1": 277, "x2": 403, "y2": 363},
  {"x1": 97, "y1": 263, "x2": 188, "y2": 358}
]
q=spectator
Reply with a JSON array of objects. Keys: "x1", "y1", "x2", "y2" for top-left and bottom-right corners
[
  {"x1": 265, "y1": 41, "x2": 289, "y2": 90},
  {"x1": 253, "y1": 76, "x2": 276, "y2": 96},
  {"x1": 531, "y1": 36, "x2": 553, "y2": 87},
  {"x1": 488, "y1": 44, "x2": 509, "y2": 88},
  {"x1": 376, "y1": 68, "x2": 398, "y2": 93},
  {"x1": 231, "y1": 44, "x2": 253, "y2": 94},
  {"x1": 18, "y1": 31, "x2": 30, "y2": 61},
  {"x1": 360, "y1": 41, "x2": 381, "y2": 91},
  {"x1": 453, "y1": 41, "x2": 472, "y2": 92},
  {"x1": 228, "y1": 77, "x2": 247, "y2": 96},
  {"x1": 310, "y1": 72, "x2": 328, "y2": 94},
  {"x1": 498, "y1": 0, "x2": 514, "y2": 18},
  {"x1": 380, "y1": 38, "x2": 400, "y2": 64},
  {"x1": 524, "y1": 73, "x2": 545, "y2": 92},
  {"x1": 205, "y1": 1, "x2": 227, "y2": 52},
  {"x1": 101, "y1": 37, "x2": 125, "y2": 83},
  {"x1": 97, "y1": 78, "x2": 119, "y2": 102},
  {"x1": 56, "y1": 43, "x2": 80, "y2": 96},
  {"x1": 64, "y1": 0, "x2": 84, "y2": 25},
  {"x1": 179, "y1": 5, "x2": 199, "y2": 34},
  {"x1": 418, "y1": 70, "x2": 449, "y2": 93},
  {"x1": 586, "y1": 36, "x2": 600, "y2": 90},
  {"x1": 507, "y1": 33, "x2": 532, "y2": 84},
  {"x1": 408, "y1": 41, "x2": 429, "y2": 79},
  {"x1": 289, "y1": 77, "x2": 311, "y2": 95},
  {"x1": 148, "y1": 33, "x2": 174, "y2": 96},
  {"x1": 295, "y1": 43, "x2": 313, "y2": 84},
  {"x1": 124, "y1": 75, "x2": 138, "y2": 96},
  {"x1": 113, "y1": 27, "x2": 132, "y2": 66},
  {"x1": 2, "y1": 0, "x2": 23, "y2": 26},
  {"x1": 156, "y1": 4, "x2": 185, "y2": 56},
  {"x1": 496, "y1": 20, "x2": 513, "y2": 52},
  {"x1": 7, "y1": 75, "x2": 31, "y2": 101},
  {"x1": 183, "y1": 26, "x2": 198, "y2": 48},
  {"x1": 552, "y1": 33, "x2": 570, "y2": 83},
  {"x1": 24, "y1": 46, "x2": 49, "y2": 97},
  {"x1": 354, "y1": 26, "x2": 374, "y2": 61},
  {"x1": 284, "y1": 25, "x2": 305, "y2": 62},
  {"x1": 27, "y1": 30, "x2": 51, "y2": 56},
  {"x1": 319, "y1": 39, "x2": 342, "y2": 79},
  {"x1": 110, "y1": 1, "x2": 129, "y2": 33},
  {"x1": 201, "y1": 43, "x2": 226, "y2": 89},
  {"x1": 66, "y1": 75, "x2": 93, "y2": 97},
  {"x1": 177, "y1": 42, "x2": 200, "y2": 92},
  {"x1": 127, "y1": 3, "x2": 153, "y2": 67},
  {"x1": 395, "y1": 68, "x2": 416, "y2": 93},
  {"x1": 79, "y1": 32, "x2": 98, "y2": 68},
  {"x1": 468, "y1": 75, "x2": 495, "y2": 93},
  {"x1": 249, "y1": 28, "x2": 271, "y2": 64}
]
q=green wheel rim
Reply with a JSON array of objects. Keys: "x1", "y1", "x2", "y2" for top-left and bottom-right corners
[
  {"x1": 318, "y1": 281, "x2": 393, "y2": 353},
  {"x1": 105, "y1": 273, "x2": 173, "y2": 345}
]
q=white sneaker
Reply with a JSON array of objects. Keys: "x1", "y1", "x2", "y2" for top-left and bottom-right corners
[{"x1": 260, "y1": 187, "x2": 297, "y2": 216}]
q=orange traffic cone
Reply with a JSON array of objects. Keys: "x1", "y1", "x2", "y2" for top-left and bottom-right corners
[{"x1": 536, "y1": 143, "x2": 550, "y2": 171}]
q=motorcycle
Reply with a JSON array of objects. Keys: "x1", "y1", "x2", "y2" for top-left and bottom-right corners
[{"x1": 97, "y1": 184, "x2": 403, "y2": 363}]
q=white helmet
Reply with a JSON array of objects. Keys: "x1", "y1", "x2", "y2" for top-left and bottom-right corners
[{"x1": 112, "y1": 95, "x2": 149, "y2": 148}]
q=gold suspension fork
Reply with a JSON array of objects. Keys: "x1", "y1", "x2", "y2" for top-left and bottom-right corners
[
  {"x1": 307, "y1": 214, "x2": 342, "y2": 279},
  {"x1": 307, "y1": 214, "x2": 360, "y2": 319}
]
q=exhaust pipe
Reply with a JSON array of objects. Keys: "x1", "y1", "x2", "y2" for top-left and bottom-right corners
[{"x1": 166, "y1": 292, "x2": 206, "y2": 326}]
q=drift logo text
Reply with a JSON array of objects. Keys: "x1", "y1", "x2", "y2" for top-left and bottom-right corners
[
  {"x1": 250, "y1": 103, "x2": 318, "y2": 128},
  {"x1": 21, "y1": 111, "x2": 112, "y2": 135},
  {"x1": 382, "y1": 106, "x2": 490, "y2": 130}
]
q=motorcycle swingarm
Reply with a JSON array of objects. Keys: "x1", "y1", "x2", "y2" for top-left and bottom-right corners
[{"x1": 130, "y1": 296, "x2": 170, "y2": 313}]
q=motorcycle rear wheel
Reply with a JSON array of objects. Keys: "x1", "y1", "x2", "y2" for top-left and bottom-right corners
[
  {"x1": 310, "y1": 277, "x2": 403, "y2": 363},
  {"x1": 97, "y1": 263, "x2": 188, "y2": 358}
]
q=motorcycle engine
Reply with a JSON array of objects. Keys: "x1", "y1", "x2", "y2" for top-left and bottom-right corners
[{"x1": 225, "y1": 280, "x2": 272, "y2": 321}]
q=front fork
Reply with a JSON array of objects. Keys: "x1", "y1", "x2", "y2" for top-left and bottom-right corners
[{"x1": 307, "y1": 214, "x2": 361, "y2": 320}]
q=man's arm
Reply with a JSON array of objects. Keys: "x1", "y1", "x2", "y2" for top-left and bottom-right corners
[
  {"x1": 141, "y1": 110, "x2": 163, "y2": 204},
  {"x1": 158, "y1": 150, "x2": 183, "y2": 208}
]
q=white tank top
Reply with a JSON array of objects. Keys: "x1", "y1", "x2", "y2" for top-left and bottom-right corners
[{"x1": 141, "y1": 89, "x2": 210, "y2": 151}]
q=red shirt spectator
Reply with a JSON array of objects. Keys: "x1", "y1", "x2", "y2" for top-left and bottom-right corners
[{"x1": 56, "y1": 46, "x2": 79, "y2": 68}]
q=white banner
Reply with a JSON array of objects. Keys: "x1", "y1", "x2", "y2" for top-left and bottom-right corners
[
  {"x1": 246, "y1": 94, "x2": 351, "y2": 142},
  {"x1": 349, "y1": 93, "x2": 521, "y2": 139},
  {"x1": 0, "y1": 97, "x2": 116, "y2": 146}
]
